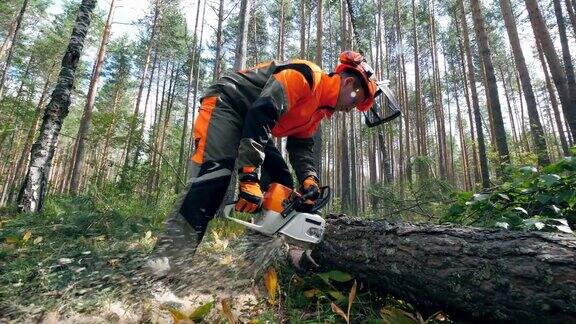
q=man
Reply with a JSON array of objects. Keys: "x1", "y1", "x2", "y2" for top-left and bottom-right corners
[{"x1": 151, "y1": 51, "x2": 380, "y2": 272}]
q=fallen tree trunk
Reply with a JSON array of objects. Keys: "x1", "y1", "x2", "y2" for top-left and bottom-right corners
[{"x1": 311, "y1": 217, "x2": 576, "y2": 322}]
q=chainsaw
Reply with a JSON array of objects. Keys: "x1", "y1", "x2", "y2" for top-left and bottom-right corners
[{"x1": 224, "y1": 183, "x2": 330, "y2": 248}]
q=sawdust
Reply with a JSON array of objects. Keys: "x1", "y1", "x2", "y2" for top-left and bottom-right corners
[{"x1": 3, "y1": 232, "x2": 289, "y2": 323}]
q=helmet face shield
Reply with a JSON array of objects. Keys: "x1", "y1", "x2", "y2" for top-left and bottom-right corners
[{"x1": 363, "y1": 81, "x2": 402, "y2": 128}]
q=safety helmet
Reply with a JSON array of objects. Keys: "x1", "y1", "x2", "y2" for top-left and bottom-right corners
[
  {"x1": 335, "y1": 51, "x2": 402, "y2": 127},
  {"x1": 334, "y1": 51, "x2": 377, "y2": 112}
]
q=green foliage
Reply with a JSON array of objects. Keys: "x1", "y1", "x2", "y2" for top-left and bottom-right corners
[
  {"x1": 277, "y1": 266, "x2": 449, "y2": 323},
  {"x1": 367, "y1": 175, "x2": 454, "y2": 222},
  {"x1": 443, "y1": 156, "x2": 576, "y2": 232}
]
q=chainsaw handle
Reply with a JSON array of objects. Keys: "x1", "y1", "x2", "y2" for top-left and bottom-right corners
[
  {"x1": 281, "y1": 186, "x2": 331, "y2": 217},
  {"x1": 310, "y1": 186, "x2": 330, "y2": 213}
]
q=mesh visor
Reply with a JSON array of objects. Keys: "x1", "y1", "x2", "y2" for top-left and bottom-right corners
[{"x1": 363, "y1": 81, "x2": 402, "y2": 128}]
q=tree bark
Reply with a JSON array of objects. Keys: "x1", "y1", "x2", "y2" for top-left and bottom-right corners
[
  {"x1": 186, "y1": 0, "x2": 207, "y2": 180},
  {"x1": 525, "y1": 0, "x2": 576, "y2": 141},
  {"x1": 6, "y1": 73, "x2": 52, "y2": 203},
  {"x1": 213, "y1": 0, "x2": 225, "y2": 81},
  {"x1": 178, "y1": 0, "x2": 203, "y2": 193},
  {"x1": 313, "y1": 0, "x2": 323, "y2": 190},
  {"x1": 0, "y1": 0, "x2": 29, "y2": 100},
  {"x1": 412, "y1": 0, "x2": 426, "y2": 157},
  {"x1": 554, "y1": 0, "x2": 576, "y2": 142},
  {"x1": 470, "y1": 0, "x2": 510, "y2": 167},
  {"x1": 300, "y1": 0, "x2": 306, "y2": 58},
  {"x1": 69, "y1": 0, "x2": 116, "y2": 194},
  {"x1": 499, "y1": 0, "x2": 549, "y2": 166},
  {"x1": 17, "y1": 0, "x2": 97, "y2": 213},
  {"x1": 233, "y1": 0, "x2": 252, "y2": 71},
  {"x1": 565, "y1": 0, "x2": 576, "y2": 40},
  {"x1": 536, "y1": 37, "x2": 570, "y2": 156},
  {"x1": 0, "y1": 11, "x2": 19, "y2": 64},
  {"x1": 122, "y1": 0, "x2": 160, "y2": 172},
  {"x1": 312, "y1": 217, "x2": 576, "y2": 322},
  {"x1": 457, "y1": 0, "x2": 489, "y2": 188}
]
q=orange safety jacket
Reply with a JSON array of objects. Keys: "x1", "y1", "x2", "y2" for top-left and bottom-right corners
[{"x1": 200, "y1": 59, "x2": 341, "y2": 182}]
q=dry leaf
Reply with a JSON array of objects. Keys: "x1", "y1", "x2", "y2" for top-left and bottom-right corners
[
  {"x1": 347, "y1": 280, "x2": 357, "y2": 319},
  {"x1": 263, "y1": 266, "x2": 278, "y2": 305},
  {"x1": 22, "y1": 229, "x2": 32, "y2": 242},
  {"x1": 221, "y1": 298, "x2": 236, "y2": 324},
  {"x1": 331, "y1": 302, "x2": 349, "y2": 324},
  {"x1": 33, "y1": 236, "x2": 43, "y2": 244}
]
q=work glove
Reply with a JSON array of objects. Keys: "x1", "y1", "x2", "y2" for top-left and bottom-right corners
[
  {"x1": 300, "y1": 175, "x2": 320, "y2": 206},
  {"x1": 235, "y1": 167, "x2": 263, "y2": 213}
]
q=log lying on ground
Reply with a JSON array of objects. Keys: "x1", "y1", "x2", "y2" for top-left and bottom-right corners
[{"x1": 311, "y1": 217, "x2": 576, "y2": 322}]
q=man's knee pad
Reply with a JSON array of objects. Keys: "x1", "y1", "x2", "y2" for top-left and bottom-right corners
[{"x1": 179, "y1": 159, "x2": 234, "y2": 240}]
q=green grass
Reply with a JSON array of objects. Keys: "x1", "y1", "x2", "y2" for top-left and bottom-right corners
[
  {"x1": 0, "y1": 194, "x2": 449, "y2": 323},
  {"x1": 0, "y1": 195, "x2": 168, "y2": 318}
]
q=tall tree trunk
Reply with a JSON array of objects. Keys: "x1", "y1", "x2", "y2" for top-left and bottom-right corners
[
  {"x1": 351, "y1": 114, "x2": 359, "y2": 210},
  {"x1": 234, "y1": 0, "x2": 252, "y2": 71},
  {"x1": 457, "y1": 0, "x2": 490, "y2": 188},
  {"x1": 96, "y1": 85, "x2": 121, "y2": 187},
  {"x1": 565, "y1": 0, "x2": 576, "y2": 39},
  {"x1": 470, "y1": 0, "x2": 510, "y2": 168},
  {"x1": 186, "y1": 0, "x2": 207, "y2": 180},
  {"x1": 412, "y1": 0, "x2": 425, "y2": 157},
  {"x1": 213, "y1": 0, "x2": 225, "y2": 80},
  {"x1": 300, "y1": 0, "x2": 306, "y2": 58},
  {"x1": 122, "y1": 0, "x2": 160, "y2": 171},
  {"x1": 6, "y1": 73, "x2": 52, "y2": 203},
  {"x1": 313, "y1": 0, "x2": 323, "y2": 186},
  {"x1": 428, "y1": 0, "x2": 448, "y2": 180},
  {"x1": 133, "y1": 53, "x2": 159, "y2": 168},
  {"x1": 455, "y1": 86, "x2": 472, "y2": 190},
  {"x1": 499, "y1": 0, "x2": 549, "y2": 165},
  {"x1": 536, "y1": 37, "x2": 570, "y2": 156},
  {"x1": 554, "y1": 0, "x2": 576, "y2": 141},
  {"x1": 17, "y1": 0, "x2": 96, "y2": 213},
  {"x1": 0, "y1": 0, "x2": 29, "y2": 100},
  {"x1": 69, "y1": 0, "x2": 116, "y2": 194},
  {"x1": 277, "y1": 0, "x2": 286, "y2": 61},
  {"x1": 178, "y1": 0, "x2": 203, "y2": 192},
  {"x1": 0, "y1": 11, "x2": 19, "y2": 64},
  {"x1": 394, "y1": 0, "x2": 411, "y2": 182},
  {"x1": 525, "y1": 0, "x2": 576, "y2": 141}
]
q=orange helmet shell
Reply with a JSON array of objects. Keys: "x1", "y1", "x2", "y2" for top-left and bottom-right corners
[{"x1": 335, "y1": 51, "x2": 378, "y2": 112}]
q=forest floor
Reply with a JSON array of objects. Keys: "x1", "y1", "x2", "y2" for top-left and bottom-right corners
[{"x1": 0, "y1": 196, "x2": 449, "y2": 323}]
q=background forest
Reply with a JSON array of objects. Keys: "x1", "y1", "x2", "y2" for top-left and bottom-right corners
[{"x1": 0, "y1": 0, "x2": 575, "y2": 321}]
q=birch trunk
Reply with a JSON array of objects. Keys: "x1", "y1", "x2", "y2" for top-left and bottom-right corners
[{"x1": 18, "y1": 0, "x2": 97, "y2": 213}]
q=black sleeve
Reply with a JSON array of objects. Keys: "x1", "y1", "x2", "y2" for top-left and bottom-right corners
[{"x1": 286, "y1": 136, "x2": 318, "y2": 184}]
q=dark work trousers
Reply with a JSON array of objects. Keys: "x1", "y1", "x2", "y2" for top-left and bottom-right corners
[{"x1": 179, "y1": 95, "x2": 294, "y2": 244}]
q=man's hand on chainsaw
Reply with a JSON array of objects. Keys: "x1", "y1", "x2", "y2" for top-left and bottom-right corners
[
  {"x1": 300, "y1": 176, "x2": 320, "y2": 206},
  {"x1": 235, "y1": 167, "x2": 263, "y2": 213}
]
